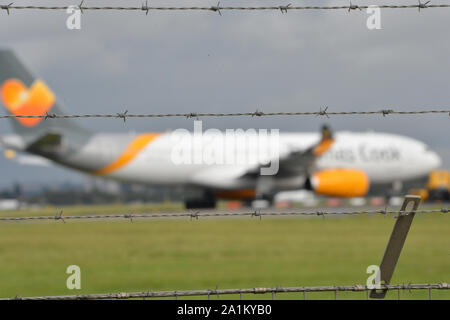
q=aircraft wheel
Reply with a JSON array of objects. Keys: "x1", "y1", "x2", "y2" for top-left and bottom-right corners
[{"x1": 185, "y1": 198, "x2": 216, "y2": 209}]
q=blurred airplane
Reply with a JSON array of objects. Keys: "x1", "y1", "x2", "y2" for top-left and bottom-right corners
[{"x1": 0, "y1": 50, "x2": 442, "y2": 208}]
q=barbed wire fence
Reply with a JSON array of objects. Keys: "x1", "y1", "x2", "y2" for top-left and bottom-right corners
[
  {"x1": 1, "y1": 2, "x2": 450, "y2": 15},
  {"x1": 0, "y1": 108, "x2": 449, "y2": 122},
  {"x1": 1, "y1": 1, "x2": 449, "y2": 301},
  {"x1": 0, "y1": 198, "x2": 448, "y2": 299},
  {"x1": 4, "y1": 283, "x2": 449, "y2": 300},
  {"x1": 0, "y1": 208, "x2": 447, "y2": 222}
]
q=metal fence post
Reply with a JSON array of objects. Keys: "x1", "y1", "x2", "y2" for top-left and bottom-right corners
[{"x1": 370, "y1": 195, "x2": 421, "y2": 299}]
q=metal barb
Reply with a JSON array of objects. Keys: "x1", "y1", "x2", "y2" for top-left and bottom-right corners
[
  {"x1": 44, "y1": 112, "x2": 57, "y2": 120},
  {"x1": 116, "y1": 110, "x2": 128, "y2": 122},
  {"x1": 190, "y1": 211, "x2": 199, "y2": 220},
  {"x1": 272, "y1": 285, "x2": 279, "y2": 300},
  {"x1": 211, "y1": 1, "x2": 221, "y2": 16},
  {"x1": 78, "y1": 0, "x2": 84, "y2": 13},
  {"x1": 54, "y1": 210, "x2": 65, "y2": 223},
  {"x1": 117, "y1": 292, "x2": 129, "y2": 299},
  {"x1": 317, "y1": 106, "x2": 329, "y2": 118},
  {"x1": 252, "y1": 109, "x2": 265, "y2": 117},
  {"x1": 279, "y1": 3, "x2": 291, "y2": 13},
  {"x1": 1, "y1": 2, "x2": 13, "y2": 15},
  {"x1": 142, "y1": 0, "x2": 149, "y2": 15},
  {"x1": 316, "y1": 211, "x2": 325, "y2": 218},
  {"x1": 186, "y1": 112, "x2": 198, "y2": 119},
  {"x1": 404, "y1": 282, "x2": 412, "y2": 293},
  {"x1": 418, "y1": 0, "x2": 431, "y2": 11},
  {"x1": 380, "y1": 109, "x2": 394, "y2": 116},
  {"x1": 353, "y1": 284, "x2": 365, "y2": 291},
  {"x1": 348, "y1": 1, "x2": 362, "y2": 12},
  {"x1": 382, "y1": 203, "x2": 389, "y2": 218},
  {"x1": 251, "y1": 210, "x2": 262, "y2": 220}
]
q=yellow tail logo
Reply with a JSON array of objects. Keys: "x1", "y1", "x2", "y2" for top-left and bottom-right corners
[{"x1": 1, "y1": 79, "x2": 55, "y2": 127}]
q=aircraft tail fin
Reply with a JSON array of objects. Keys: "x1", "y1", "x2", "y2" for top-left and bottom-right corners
[{"x1": 0, "y1": 50, "x2": 90, "y2": 145}]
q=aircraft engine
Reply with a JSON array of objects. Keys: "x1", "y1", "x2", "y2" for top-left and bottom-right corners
[{"x1": 306, "y1": 168, "x2": 370, "y2": 197}]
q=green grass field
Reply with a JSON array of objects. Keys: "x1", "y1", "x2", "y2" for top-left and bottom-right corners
[{"x1": 0, "y1": 204, "x2": 448, "y2": 300}]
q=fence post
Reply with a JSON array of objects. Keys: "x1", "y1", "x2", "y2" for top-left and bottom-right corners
[{"x1": 370, "y1": 195, "x2": 421, "y2": 299}]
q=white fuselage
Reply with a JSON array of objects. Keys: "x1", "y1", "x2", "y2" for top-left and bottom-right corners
[{"x1": 98, "y1": 131, "x2": 441, "y2": 189}]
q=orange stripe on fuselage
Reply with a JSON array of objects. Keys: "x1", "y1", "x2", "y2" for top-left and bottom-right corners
[{"x1": 95, "y1": 133, "x2": 161, "y2": 175}]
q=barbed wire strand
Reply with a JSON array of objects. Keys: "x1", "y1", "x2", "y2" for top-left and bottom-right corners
[
  {"x1": 4, "y1": 283, "x2": 449, "y2": 300},
  {"x1": 1, "y1": 3, "x2": 450, "y2": 14},
  {"x1": 1, "y1": 109, "x2": 449, "y2": 121},
  {"x1": 0, "y1": 208, "x2": 447, "y2": 222}
]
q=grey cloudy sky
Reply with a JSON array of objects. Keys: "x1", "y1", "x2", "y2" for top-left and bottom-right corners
[{"x1": 0, "y1": 0, "x2": 449, "y2": 187}]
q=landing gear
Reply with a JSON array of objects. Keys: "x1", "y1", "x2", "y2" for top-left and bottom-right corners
[
  {"x1": 428, "y1": 188, "x2": 450, "y2": 201},
  {"x1": 185, "y1": 198, "x2": 217, "y2": 209},
  {"x1": 184, "y1": 190, "x2": 217, "y2": 209}
]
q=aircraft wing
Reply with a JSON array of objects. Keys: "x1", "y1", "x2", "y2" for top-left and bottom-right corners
[
  {"x1": 26, "y1": 132, "x2": 62, "y2": 153},
  {"x1": 242, "y1": 125, "x2": 335, "y2": 178},
  {"x1": 275, "y1": 125, "x2": 334, "y2": 176},
  {"x1": 188, "y1": 126, "x2": 335, "y2": 190}
]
